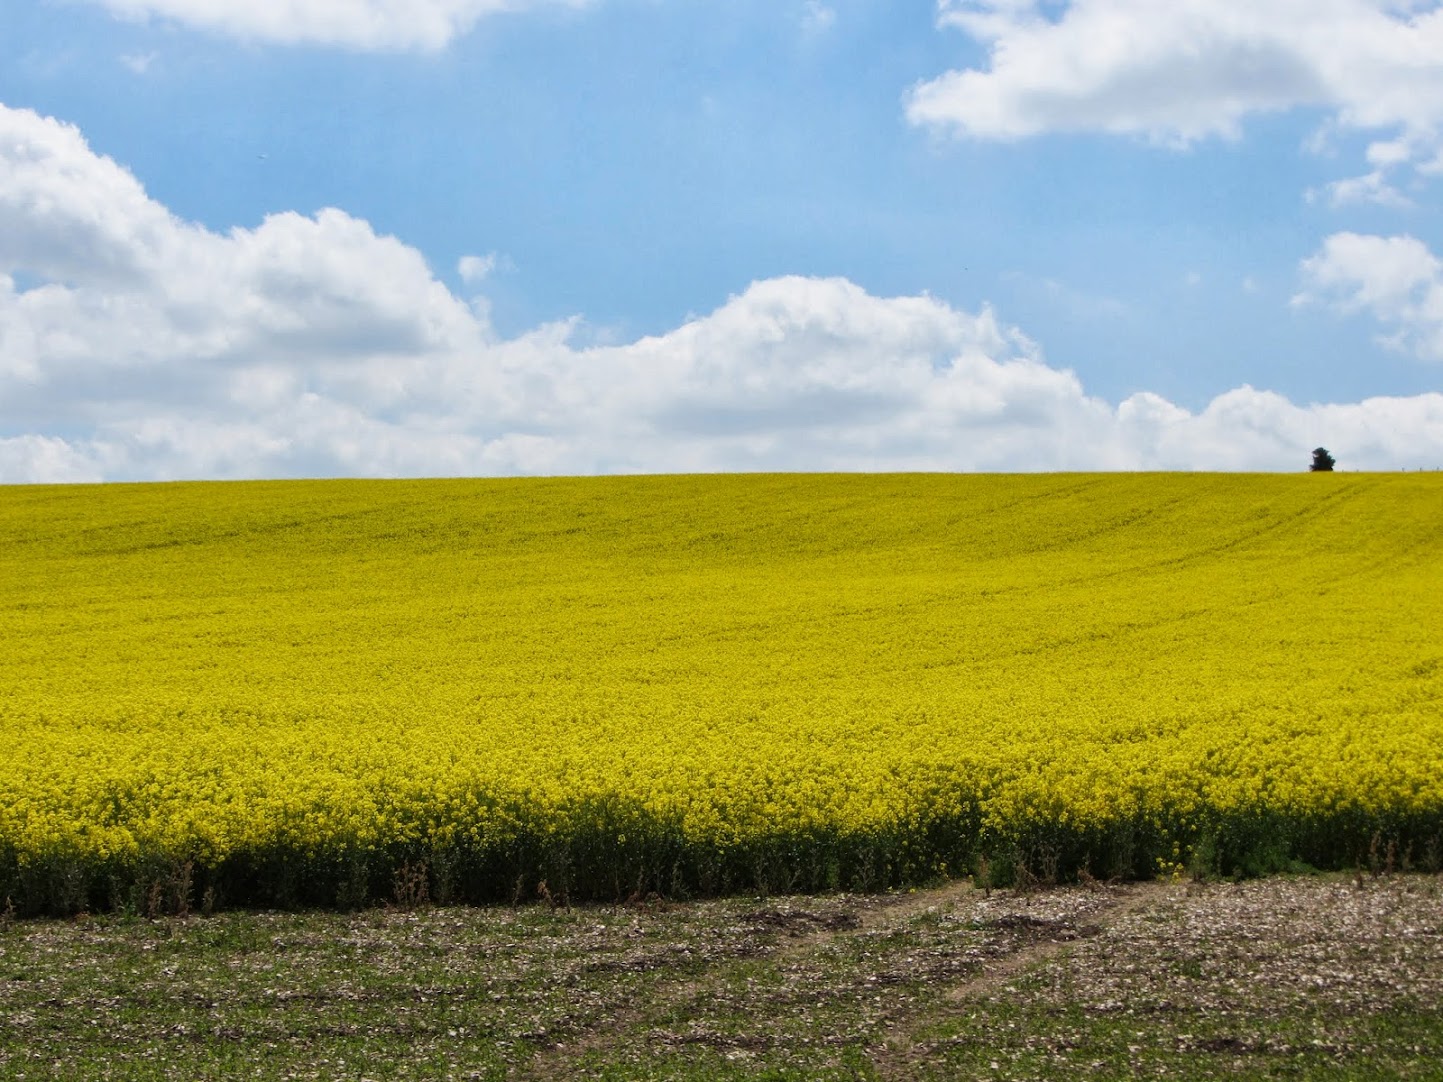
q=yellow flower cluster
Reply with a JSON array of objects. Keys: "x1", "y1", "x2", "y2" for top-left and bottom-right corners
[{"x1": 0, "y1": 473, "x2": 1439, "y2": 908}]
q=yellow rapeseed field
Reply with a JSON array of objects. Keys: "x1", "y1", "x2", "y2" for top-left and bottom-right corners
[{"x1": 1, "y1": 474, "x2": 1439, "y2": 912}]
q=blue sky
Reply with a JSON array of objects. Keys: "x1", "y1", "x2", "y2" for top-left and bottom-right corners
[{"x1": 2, "y1": 0, "x2": 1442, "y2": 479}]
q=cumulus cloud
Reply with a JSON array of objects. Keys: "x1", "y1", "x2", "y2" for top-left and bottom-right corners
[
  {"x1": 4, "y1": 101, "x2": 1442, "y2": 483},
  {"x1": 83, "y1": 0, "x2": 590, "y2": 50},
  {"x1": 0, "y1": 107, "x2": 481, "y2": 380},
  {"x1": 1297, "y1": 232, "x2": 1443, "y2": 360},
  {"x1": 0, "y1": 435, "x2": 109, "y2": 484},
  {"x1": 908, "y1": 1, "x2": 1443, "y2": 195}
]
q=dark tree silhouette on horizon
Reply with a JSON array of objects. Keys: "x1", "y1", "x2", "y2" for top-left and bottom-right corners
[{"x1": 1311, "y1": 447, "x2": 1336, "y2": 472}]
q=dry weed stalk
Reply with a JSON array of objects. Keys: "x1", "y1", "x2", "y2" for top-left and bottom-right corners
[{"x1": 392, "y1": 860, "x2": 431, "y2": 909}]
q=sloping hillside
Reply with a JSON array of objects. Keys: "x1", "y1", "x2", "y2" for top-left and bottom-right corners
[{"x1": 1, "y1": 474, "x2": 1439, "y2": 911}]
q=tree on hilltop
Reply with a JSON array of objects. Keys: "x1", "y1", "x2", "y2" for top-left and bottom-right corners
[{"x1": 1311, "y1": 447, "x2": 1336, "y2": 472}]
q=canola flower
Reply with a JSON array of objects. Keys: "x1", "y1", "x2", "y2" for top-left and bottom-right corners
[{"x1": 0, "y1": 474, "x2": 1439, "y2": 912}]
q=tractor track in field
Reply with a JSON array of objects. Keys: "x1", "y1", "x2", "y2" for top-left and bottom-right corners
[
  {"x1": 871, "y1": 881, "x2": 1171, "y2": 1080},
  {"x1": 511, "y1": 878, "x2": 1174, "y2": 1080}
]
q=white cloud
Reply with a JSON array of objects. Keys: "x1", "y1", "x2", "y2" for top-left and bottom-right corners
[
  {"x1": 908, "y1": 1, "x2": 1443, "y2": 190},
  {"x1": 802, "y1": 1, "x2": 837, "y2": 35},
  {"x1": 1297, "y1": 232, "x2": 1443, "y2": 360},
  {"x1": 4, "y1": 102, "x2": 1443, "y2": 483},
  {"x1": 1316, "y1": 170, "x2": 1413, "y2": 208},
  {"x1": 458, "y1": 253, "x2": 501, "y2": 284},
  {"x1": 0, "y1": 106, "x2": 482, "y2": 378},
  {"x1": 119, "y1": 51, "x2": 158, "y2": 74},
  {"x1": 0, "y1": 435, "x2": 108, "y2": 483},
  {"x1": 84, "y1": 0, "x2": 591, "y2": 50}
]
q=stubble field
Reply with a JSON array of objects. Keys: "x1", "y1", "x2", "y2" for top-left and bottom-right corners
[{"x1": 2, "y1": 874, "x2": 1440, "y2": 1080}]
